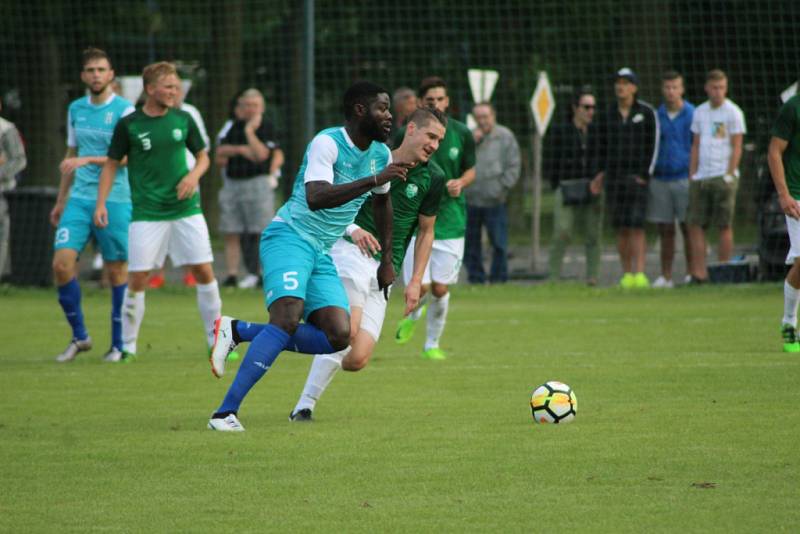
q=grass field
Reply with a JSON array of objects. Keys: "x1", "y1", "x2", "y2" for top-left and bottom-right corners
[{"x1": 1, "y1": 283, "x2": 798, "y2": 532}]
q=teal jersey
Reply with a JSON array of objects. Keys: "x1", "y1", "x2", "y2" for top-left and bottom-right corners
[
  {"x1": 67, "y1": 94, "x2": 135, "y2": 203},
  {"x1": 276, "y1": 127, "x2": 392, "y2": 253}
]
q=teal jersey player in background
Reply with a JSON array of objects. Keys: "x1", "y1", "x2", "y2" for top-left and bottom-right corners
[
  {"x1": 288, "y1": 107, "x2": 448, "y2": 421},
  {"x1": 50, "y1": 47, "x2": 135, "y2": 364},
  {"x1": 207, "y1": 81, "x2": 411, "y2": 432},
  {"x1": 395, "y1": 76, "x2": 476, "y2": 361}
]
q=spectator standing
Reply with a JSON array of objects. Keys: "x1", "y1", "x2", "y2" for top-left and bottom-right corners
[
  {"x1": 215, "y1": 88, "x2": 284, "y2": 289},
  {"x1": 0, "y1": 98, "x2": 26, "y2": 278},
  {"x1": 464, "y1": 102, "x2": 520, "y2": 283},
  {"x1": 768, "y1": 94, "x2": 800, "y2": 352},
  {"x1": 648, "y1": 71, "x2": 695, "y2": 288},
  {"x1": 591, "y1": 68, "x2": 658, "y2": 288},
  {"x1": 686, "y1": 69, "x2": 745, "y2": 282},
  {"x1": 546, "y1": 89, "x2": 603, "y2": 285}
]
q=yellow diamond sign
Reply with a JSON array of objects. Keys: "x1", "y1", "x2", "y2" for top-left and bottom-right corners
[{"x1": 530, "y1": 72, "x2": 555, "y2": 136}]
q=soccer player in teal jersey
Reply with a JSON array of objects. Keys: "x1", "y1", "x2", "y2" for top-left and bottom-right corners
[
  {"x1": 50, "y1": 48, "x2": 135, "y2": 363},
  {"x1": 207, "y1": 82, "x2": 410, "y2": 431}
]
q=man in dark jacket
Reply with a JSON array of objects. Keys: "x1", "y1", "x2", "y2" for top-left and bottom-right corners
[
  {"x1": 591, "y1": 68, "x2": 658, "y2": 288},
  {"x1": 546, "y1": 89, "x2": 602, "y2": 285}
]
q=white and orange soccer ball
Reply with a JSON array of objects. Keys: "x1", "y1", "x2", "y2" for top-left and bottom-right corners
[{"x1": 530, "y1": 381, "x2": 577, "y2": 424}]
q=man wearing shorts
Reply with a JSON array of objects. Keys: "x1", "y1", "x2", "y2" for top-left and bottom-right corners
[
  {"x1": 50, "y1": 48, "x2": 135, "y2": 363},
  {"x1": 647, "y1": 70, "x2": 695, "y2": 288},
  {"x1": 206, "y1": 81, "x2": 410, "y2": 431},
  {"x1": 394, "y1": 76, "x2": 476, "y2": 360},
  {"x1": 591, "y1": 68, "x2": 658, "y2": 288},
  {"x1": 768, "y1": 93, "x2": 800, "y2": 352},
  {"x1": 215, "y1": 88, "x2": 284, "y2": 288},
  {"x1": 686, "y1": 69, "x2": 746, "y2": 282},
  {"x1": 94, "y1": 62, "x2": 221, "y2": 360},
  {"x1": 287, "y1": 107, "x2": 447, "y2": 421}
]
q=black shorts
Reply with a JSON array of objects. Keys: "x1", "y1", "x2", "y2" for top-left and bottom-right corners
[{"x1": 606, "y1": 175, "x2": 649, "y2": 229}]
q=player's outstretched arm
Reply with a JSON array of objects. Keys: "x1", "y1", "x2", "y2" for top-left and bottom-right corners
[
  {"x1": 305, "y1": 163, "x2": 409, "y2": 211},
  {"x1": 94, "y1": 158, "x2": 120, "y2": 228},
  {"x1": 373, "y1": 191, "x2": 395, "y2": 299},
  {"x1": 405, "y1": 213, "x2": 436, "y2": 314}
]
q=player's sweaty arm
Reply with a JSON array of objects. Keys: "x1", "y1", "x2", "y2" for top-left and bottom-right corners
[
  {"x1": 305, "y1": 163, "x2": 409, "y2": 211},
  {"x1": 372, "y1": 191, "x2": 394, "y2": 298},
  {"x1": 93, "y1": 158, "x2": 121, "y2": 228}
]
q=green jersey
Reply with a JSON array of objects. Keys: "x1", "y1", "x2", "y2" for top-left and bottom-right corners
[
  {"x1": 393, "y1": 117, "x2": 475, "y2": 239},
  {"x1": 772, "y1": 95, "x2": 800, "y2": 200},
  {"x1": 352, "y1": 160, "x2": 445, "y2": 273},
  {"x1": 108, "y1": 108, "x2": 206, "y2": 221}
]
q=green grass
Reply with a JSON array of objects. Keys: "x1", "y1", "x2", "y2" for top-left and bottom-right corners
[{"x1": 1, "y1": 283, "x2": 798, "y2": 532}]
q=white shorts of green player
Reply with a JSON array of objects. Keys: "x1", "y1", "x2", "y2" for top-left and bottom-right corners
[{"x1": 290, "y1": 235, "x2": 396, "y2": 420}]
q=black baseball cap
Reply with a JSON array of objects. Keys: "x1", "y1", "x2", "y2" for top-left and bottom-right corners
[{"x1": 615, "y1": 67, "x2": 639, "y2": 86}]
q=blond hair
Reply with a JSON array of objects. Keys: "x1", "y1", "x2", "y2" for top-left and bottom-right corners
[{"x1": 142, "y1": 62, "x2": 178, "y2": 87}]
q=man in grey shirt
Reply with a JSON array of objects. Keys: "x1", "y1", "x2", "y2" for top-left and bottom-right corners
[
  {"x1": 0, "y1": 99, "x2": 27, "y2": 277},
  {"x1": 464, "y1": 102, "x2": 520, "y2": 283}
]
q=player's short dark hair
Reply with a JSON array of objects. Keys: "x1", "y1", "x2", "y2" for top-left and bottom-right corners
[
  {"x1": 707, "y1": 69, "x2": 727, "y2": 82},
  {"x1": 418, "y1": 76, "x2": 447, "y2": 98},
  {"x1": 342, "y1": 81, "x2": 388, "y2": 120},
  {"x1": 82, "y1": 47, "x2": 111, "y2": 68},
  {"x1": 661, "y1": 70, "x2": 683, "y2": 82},
  {"x1": 408, "y1": 107, "x2": 448, "y2": 129}
]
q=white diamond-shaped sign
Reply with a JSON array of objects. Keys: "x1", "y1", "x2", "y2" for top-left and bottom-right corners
[
  {"x1": 530, "y1": 72, "x2": 555, "y2": 136},
  {"x1": 468, "y1": 69, "x2": 499, "y2": 103}
]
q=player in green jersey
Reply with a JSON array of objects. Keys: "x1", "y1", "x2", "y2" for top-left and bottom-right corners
[
  {"x1": 768, "y1": 94, "x2": 800, "y2": 352},
  {"x1": 95, "y1": 62, "x2": 221, "y2": 360},
  {"x1": 288, "y1": 107, "x2": 447, "y2": 420},
  {"x1": 395, "y1": 77, "x2": 476, "y2": 360}
]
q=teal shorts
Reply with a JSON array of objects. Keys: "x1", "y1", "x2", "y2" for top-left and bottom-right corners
[
  {"x1": 54, "y1": 197, "x2": 131, "y2": 261},
  {"x1": 260, "y1": 221, "x2": 349, "y2": 320}
]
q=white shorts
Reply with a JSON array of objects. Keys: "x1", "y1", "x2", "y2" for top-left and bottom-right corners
[
  {"x1": 331, "y1": 239, "x2": 389, "y2": 341},
  {"x1": 128, "y1": 214, "x2": 214, "y2": 271},
  {"x1": 402, "y1": 236, "x2": 464, "y2": 285},
  {"x1": 786, "y1": 216, "x2": 800, "y2": 264}
]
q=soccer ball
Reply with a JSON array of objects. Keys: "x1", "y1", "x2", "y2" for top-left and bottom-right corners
[{"x1": 530, "y1": 381, "x2": 577, "y2": 424}]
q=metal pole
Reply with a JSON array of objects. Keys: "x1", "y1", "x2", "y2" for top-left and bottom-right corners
[
  {"x1": 531, "y1": 132, "x2": 542, "y2": 272},
  {"x1": 303, "y1": 0, "x2": 315, "y2": 142}
]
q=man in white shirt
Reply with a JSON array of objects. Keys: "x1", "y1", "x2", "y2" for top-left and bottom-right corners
[{"x1": 686, "y1": 69, "x2": 746, "y2": 282}]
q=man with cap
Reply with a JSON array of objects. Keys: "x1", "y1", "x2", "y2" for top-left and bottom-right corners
[{"x1": 590, "y1": 67, "x2": 659, "y2": 288}]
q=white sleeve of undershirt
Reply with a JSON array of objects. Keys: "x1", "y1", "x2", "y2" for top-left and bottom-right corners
[
  {"x1": 370, "y1": 146, "x2": 392, "y2": 194},
  {"x1": 66, "y1": 110, "x2": 76, "y2": 148},
  {"x1": 304, "y1": 134, "x2": 338, "y2": 184}
]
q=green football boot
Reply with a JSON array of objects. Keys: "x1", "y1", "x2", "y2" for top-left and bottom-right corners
[
  {"x1": 781, "y1": 324, "x2": 800, "y2": 353},
  {"x1": 421, "y1": 347, "x2": 447, "y2": 360},
  {"x1": 619, "y1": 272, "x2": 636, "y2": 289},
  {"x1": 395, "y1": 304, "x2": 426, "y2": 345},
  {"x1": 633, "y1": 272, "x2": 650, "y2": 289}
]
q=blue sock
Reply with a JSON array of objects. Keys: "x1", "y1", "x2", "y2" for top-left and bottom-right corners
[
  {"x1": 234, "y1": 320, "x2": 267, "y2": 343},
  {"x1": 216, "y1": 325, "x2": 290, "y2": 415},
  {"x1": 111, "y1": 283, "x2": 126, "y2": 350},
  {"x1": 287, "y1": 323, "x2": 336, "y2": 355},
  {"x1": 57, "y1": 278, "x2": 88, "y2": 341}
]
